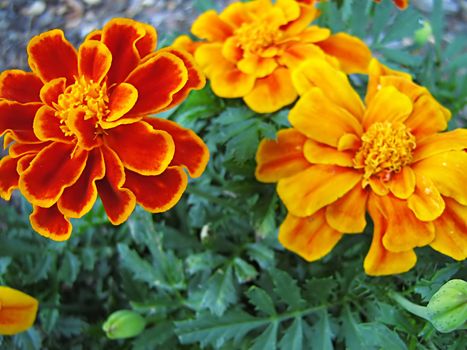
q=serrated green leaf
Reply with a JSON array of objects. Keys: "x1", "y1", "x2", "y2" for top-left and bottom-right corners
[
  {"x1": 52, "y1": 317, "x2": 88, "y2": 338},
  {"x1": 359, "y1": 323, "x2": 407, "y2": 350},
  {"x1": 279, "y1": 317, "x2": 303, "y2": 350},
  {"x1": 201, "y1": 266, "x2": 237, "y2": 316},
  {"x1": 132, "y1": 322, "x2": 174, "y2": 350},
  {"x1": 247, "y1": 243, "x2": 275, "y2": 269},
  {"x1": 271, "y1": 269, "x2": 305, "y2": 310},
  {"x1": 342, "y1": 306, "x2": 365, "y2": 350},
  {"x1": 186, "y1": 251, "x2": 225, "y2": 275},
  {"x1": 0, "y1": 256, "x2": 11, "y2": 275},
  {"x1": 233, "y1": 257, "x2": 257, "y2": 283},
  {"x1": 381, "y1": 8, "x2": 421, "y2": 44},
  {"x1": 57, "y1": 251, "x2": 81, "y2": 285},
  {"x1": 310, "y1": 309, "x2": 334, "y2": 350},
  {"x1": 250, "y1": 322, "x2": 278, "y2": 350},
  {"x1": 12, "y1": 328, "x2": 42, "y2": 350},
  {"x1": 415, "y1": 263, "x2": 460, "y2": 302},
  {"x1": 117, "y1": 244, "x2": 160, "y2": 286},
  {"x1": 246, "y1": 286, "x2": 276, "y2": 316},
  {"x1": 40, "y1": 308, "x2": 60, "y2": 334}
]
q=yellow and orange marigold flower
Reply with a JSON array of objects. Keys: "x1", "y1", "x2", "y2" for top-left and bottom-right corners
[
  {"x1": 374, "y1": 0, "x2": 409, "y2": 10},
  {"x1": 0, "y1": 18, "x2": 209, "y2": 241},
  {"x1": 177, "y1": 0, "x2": 371, "y2": 113},
  {"x1": 0, "y1": 286, "x2": 38, "y2": 335},
  {"x1": 256, "y1": 58, "x2": 467, "y2": 276}
]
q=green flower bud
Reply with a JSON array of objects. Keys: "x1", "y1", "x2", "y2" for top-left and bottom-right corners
[
  {"x1": 414, "y1": 21, "x2": 432, "y2": 46},
  {"x1": 102, "y1": 310, "x2": 146, "y2": 339},
  {"x1": 426, "y1": 279, "x2": 467, "y2": 333}
]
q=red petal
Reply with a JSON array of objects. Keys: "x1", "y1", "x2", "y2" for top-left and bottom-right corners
[
  {"x1": 17, "y1": 154, "x2": 36, "y2": 174},
  {"x1": 0, "y1": 101, "x2": 40, "y2": 142},
  {"x1": 78, "y1": 40, "x2": 112, "y2": 84},
  {"x1": 96, "y1": 146, "x2": 135, "y2": 225},
  {"x1": 9, "y1": 142, "x2": 50, "y2": 158},
  {"x1": 104, "y1": 121, "x2": 175, "y2": 176},
  {"x1": 30, "y1": 204, "x2": 72, "y2": 241},
  {"x1": 134, "y1": 22, "x2": 157, "y2": 59},
  {"x1": 27, "y1": 29, "x2": 78, "y2": 83},
  {"x1": 125, "y1": 166, "x2": 188, "y2": 213},
  {"x1": 143, "y1": 117, "x2": 209, "y2": 178},
  {"x1": 67, "y1": 110, "x2": 101, "y2": 150},
  {"x1": 125, "y1": 52, "x2": 188, "y2": 115},
  {"x1": 58, "y1": 148, "x2": 105, "y2": 218},
  {"x1": 19, "y1": 143, "x2": 88, "y2": 207},
  {"x1": 0, "y1": 156, "x2": 19, "y2": 200},
  {"x1": 0, "y1": 70, "x2": 43, "y2": 103},
  {"x1": 85, "y1": 30, "x2": 102, "y2": 41},
  {"x1": 39, "y1": 78, "x2": 66, "y2": 108},
  {"x1": 33, "y1": 106, "x2": 71, "y2": 143}
]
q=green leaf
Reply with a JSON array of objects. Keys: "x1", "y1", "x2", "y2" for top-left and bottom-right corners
[
  {"x1": 0, "y1": 256, "x2": 11, "y2": 275},
  {"x1": 341, "y1": 306, "x2": 365, "y2": 350},
  {"x1": 117, "y1": 244, "x2": 160, "y2": 286},
  {"x1": 186, "y1": 251, "x2": 225, "y2": 275},
  {"x1": 310, "y1": 309, "x2": 334, "y2": 350},
  {"x1": 12, "y1": 328, "x2": 42, "y2": 350},
  {"x1": 233, "y1": 257, "x2": 257, "y2": 283},
  {"x1": 246, "y1": 286, "x2": 276, "y2": 316},
  {"x1": 250, "y1": 322, "x2": 278, "y2": 350},
  {"x1": 57, "y1": 251, "x2": 81, "y2": 285},
  {"x1": 271, "y1": 269, "x2": 305, "y2": 310},
  {"x1": 279, "y1": 317, "x2": 303, "y2": 350},
  {"x1": 52, "y1": 317, "x2": 88, "y2": 338},
  {"x1": 359, "y1": 323, "x2": 407, "y2": 350},
  {"x1": 201, "y1": 266, "x2": 237, "y2": 316},
  {"x1": 132, "y1": 322, "x2": 174, "y2": 350},
  {"x1": 39, "y1": 308, "x2": 60, "y2": 334},
  {"x1": 381, "y1": 8, "x2": 421, "y2": 44},
  {"x1": 246, "y1": 243, "x2": 275, "y2": 269},
  {"x1": 415, "y1": 263, "x2": 460, "y2": 302}
]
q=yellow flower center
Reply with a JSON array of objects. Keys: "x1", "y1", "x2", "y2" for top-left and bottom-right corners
[
  {"x1": 353, "y1": 121, "x2": 416, "y2": 183},
  {"x1": 235, "y1": 20, "x2": 283, "y2": 54}
]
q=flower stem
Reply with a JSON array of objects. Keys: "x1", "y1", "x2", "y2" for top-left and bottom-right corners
[{"x1": 389, "y1": 291, "x2": 430, "y2": 320}]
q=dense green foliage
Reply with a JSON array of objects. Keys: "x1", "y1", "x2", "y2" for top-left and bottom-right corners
[{"x1": 1, "y1": 0, "x2": 466, "y2": 349}]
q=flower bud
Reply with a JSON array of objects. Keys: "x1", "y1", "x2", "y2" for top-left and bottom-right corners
[
  {"x1": 102, "y1": 310, "x2": 146, "y2": 339},
  {"x1": 426, "y1": 279, "x2": 467, "y2": 333}
]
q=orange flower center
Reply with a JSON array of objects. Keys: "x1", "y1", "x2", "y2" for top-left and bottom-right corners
[
  {"x1": 353, "y1": 121, "x2": 416, "y2": 183},
  {"x1": 235, "y1": 20, "x2": 283, "y2": 54}
]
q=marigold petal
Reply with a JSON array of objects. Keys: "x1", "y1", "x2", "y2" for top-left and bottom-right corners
[
  {"x1": 58, "y1": 148, "x2": 105, "y2": 218},
  {"x1": 368, "y1": 177, "x2": 390, "y2": 196},
  {"x1": 65, "y1": 110, "x2": 101, "y2": 150},
  {"x1": 194, "y1": 43, "x2": 232, "y2": 78},
  {"x1": 0, "y1": 286, "x2": 38, "y2": 335},
  {"x1": 297, "y1": 26, "x2": 331, "y2": 43},
  {"x1": 19, "y1": 143, "x2": 88, "y2": 207},
  {"x1": 315, "y1": 33, "x2": 372, "y2": 74},
  {"x1": 289, "y1": 88, "x2": 362, "y2": 147},
  {"x1": 105, "y1": 83, "x2": 138, "y2": 123},
  {"x1": 39, "y1": 77, "x2": 66, "y2": 108},
  {"x1": 0, "y1": 101, "x2": 40, "y2": 143},
  {"x1": 304, "y1": 139, "x2": 354, "y2": 167},
  {"x1": 413, "y1": 151, "x2": 467, "y2": 205},
  {"x1": 211, "y1": 64, "x2": 256, "y2": 99},
  {"x1": 27, "y1": 29, "x2": 78, "y2": 83},
  {"x1": 143, "y1": 117, "x2": 209, "y2": 178},
  {"x1": 375, "y1": 195, "x2": 435, "y2": 252},
  {"x1": 405, "y1": 94, "x2": 449, "y2": 139},
  {"x1": 326, "y1": 184, "x2": 368, "y2": 233},
  {"x1": 78, "y1": 40, "x2": 112, "y2": 84},
  {"x1": 281, "y1": 2, "x2": 320, "y2": 35},
  {"x1": 388, "y1": 166, "x2": 416, "y2": 199},
  {"x1": 255, "y1": 128, "x2": 309, "y2": 183},
  {"x1": 104, "y1": 121, "x2": 175, "y2": 176},
  {"x1": 244, "y1": 67, "x2": 297, "y2": 113},
  {"x1": 431, "y1": 198, "x2": 467, "y2": 261},
  {"x1": 9, "y1": 142, "x2": 48, "y2": 158},
  {"x1": 413, "y1": 129, "x2": 467, "y2": 162},
  {"x1": 17, "y1": 154, "x2": 35, "y2": 175},
  {"x1": 172, "y1": 35, "x2": 200, "y2": 55},
  {"x1": 33, "y1": 105, "x2": 71, "y2": 143},
  {"x1": 219, "y1": 2, "x2": 251, "y2": 28},
  {"x1": 125, "y1": 52, "x2": 188, "y2": 115},
  {"x1": 237, "y1": 55, "x2": 278, "y2": 78},
  {"x1": 407, "y1": 172, "x2": 445, "y2": 221},
  {"x1": 85, "y1": 29, "x2": 102, "y2": 41},
  {"x1": 279, "y1": 210, "x2": 343, "y2": 262},
  {"x1": 0, "y1": 70, "x2": 42, "y2": 103},
  {"x1": 191, "y1": 10, "x2": 233, "y2": 41},
  {"x1": 96, "y1": 146, "x2": 136, "y2": 225},
  {"x1": 277, "y1": 165, "x2": 362, "y2": 217},
  {"x1": 363, "y1": 86, "x2": 413, "y2": 129},
  {"x1": 134, "y1": 21, "x2": 158, "y2": 59},
  {"x1": 279, "y1": 43, "x2": 326, "y2": 69},
  {"x1": 291, "y1": 59, "x2": 364, "y2": 119},
  {"x1": 0, "y1": 156, "x2": 19, "y2": 200},
  {"x1": 364, "y1": 196, "x2": 417, "y2": 276},
  {"x1": 29, "y1": 204, "x2": 72, "y2": 241},
  {"x1": 337, "y1": 133, "x2": 361, "y2": 151},
  {"x1": 222, "y1": 37, "x2": 244, "y2": 63}
]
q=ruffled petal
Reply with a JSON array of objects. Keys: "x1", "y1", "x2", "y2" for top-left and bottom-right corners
[
  {"x1": 125, "y1": 52, "x2": 188, "y2": 115},
  {"x1": 95, "y1": 146, "x2": 136, "y2": 225},
  {"x1": 27, "y1": 29, "x2": 78, "y2": 83},
  {"x1": 256, "y1": 128, "x2": 309, "y2": 183},
  {"x1": 143, "y1": 117, "x2": 209, "y2": 178},
  {"x1": 431, "y1": 198, "x2": 467, "y2": 261},
  {"x1": 33, "y1": 105, "x2": 71, "y2": 143},
  {"x1": 104, "y1": 121, "x2": 175, "y2": 176},
  {"x1": 19, "y1": 143, "x2": 88, "y2": 207},
  {"x1": 237, "y1": 55, "x2": 278, "y2": 78},
  {"x1": 279, "y1": 43, "x2": 327, "y2": 69},
  {"x1": 39, "y1": 77, "x2": 66, "y2": 108},
  {"x1": 413, "y1": 129, "x2": 467, "y2": 162},
  {"x1": 211, "y1": 64, "x2": 256, "y2": 99},
  {"x1": 281, "y1": 2, "x2": 320, "y2": 35},
  {"x1": 278, "y1": 210, "x2": 343, "y2": 262},
  {"x1": 277, "y1": 165, "x2": 362, "y2": 217},
  {"x1": 30, "y1": 204, "x2": 72, "y2": 241},
  {"x1": 65, "y1": 110, "x2": 101, "y2": 150},
  {"x1": 58, "y1": 148, "x2": 105, "y2": 218},
  {"x1": 17, "y1": 154, "x2": 35, "y2": 175},
  {"x1": 0, "y1": 156, "x2": 19, "y2": 200},
  {"x1": 171, "y1": 35, "x2": 201, "y2": 55},
  {"x1": 9, "y1": 142, "x2": 49, "y2": 158},
  {"x1": 297, "y1": 26, "x2": 331, "y2": 43},
  {"x1": 315, "y1": 33, "x2": 372, "y2": 74},
  {"x1": 194, "y1": 43, "x2": 233, "y2": 78},
  {"x1": 387, "y1": 166, "x2": 416, "y2": 199},
  {"x1": 219, "y1": 2, "x2": 251, "y2": 28},
  {"x1": 364, "y1": 195, "x2": 417, "y2": 276},
  {"x1": 0, "y1": 70, "x2": 42, "y2": 103},
  {"x1": 413, "y1": 151, "x2": 467, "y2": 205},
  {"x1": 104, "y1": 83, "x2": 138, "y2": 124},
  {"x1": 0, "y1": 101, "x2": 40, "y2": 142},
  {"x1": 291, "y1": 59, "x2": 364, "y2": 119},
  {"x1": 191, "y1": 10, "x2": 233, "y2": 41},
  {"x1": 289, "y1": 88, "x2": 362, "y2": 147},
  {"x1": 134, "y1": 21, "x2": 158, "y2": 59},
  {"x1": 0, "y1": 286, "x2": 38, "y2": 335},
  {"x1": 124, "y1": 166, "x2": 187, "y2": 213},
  {"x1": 407, "y1": 172, "x2": 445, "y2": 221},
  {"x1": 405, "y1": 94, "x2": 449, "y2": 139},
  {"x1": 375, "y1": 195, "x2": 435, "y2": 252},
  {"x1": 243, "y1": 67, "x2": 297, "y2": 113},
  {"x1": 303, "y1": 139, "x2": 354, "y2": 167},
  {"x1": 78, "y1": 40, "x2": 112, "y2": 84},
  {"x1": 222, "y1": 37, "x2": 243, "y2": 62},
  {"x1": 326, "y1": 184, "x2": 368, "y2": 233}
]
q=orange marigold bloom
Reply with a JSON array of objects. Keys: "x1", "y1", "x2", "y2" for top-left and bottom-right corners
[
  {"x1": 0, "y1": 286, "x2": 38, "y2": 335},
  {"x1": 179, "y1": 0, "x2": 371, "y2": 113},
  {"x1": 256, "y1": 58, "x2": 467, "y2": 276},
  {"x1": 374, "y1": 0, "x2": 409, "y2": 9},
  {"x1": 0, "y1": 18, "x2": 209, "y2": 240}
]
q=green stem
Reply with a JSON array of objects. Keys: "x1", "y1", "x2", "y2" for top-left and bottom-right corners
[
  {"x1": 389, "y1": 291, "x2": 430, "y2": 321},
  {"x1": 186, "y1": 187, "x2": 243, "y2": 212}
]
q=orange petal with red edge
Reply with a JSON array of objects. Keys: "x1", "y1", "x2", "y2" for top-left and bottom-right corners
[
  {"x1": 279, "y1": 209, "x2": 343, "y2": 262},
  {"x1": 408, "y1": 172, "x2": 445, "y2": 222},
  {"x1": 27, "y1": 29, "x2": 77, "y2": 83},
  {"x1": 0, "y1": 101, "x2": 40, "y2": 143},
  {"x1": 106, "y1": 83, "x2": 138, "y2": 122},
  {"x1": 277, "y1": 165, "x2": 362, "y2": 217},
  {"x1": 255, "y1": 128, "x2": 309, "y2": 183},
  {"x1": 244, "y1": 68, "x2": 297, "y2": 113},
  {"x1": 326, "y1": 184, "x2": 368, "y2": 233},
  {"x1": 33, "y1": 105, "x2": 71, "y2": 143},
  {"x1": 413, "y1": 129, "x2": 467, "y2": 162},
  {"x1": 0, "y1": 70, "x2": 42, "y2": 103},
  {"x1": 19, "y1": 143, "x2": 88, "y2": 207},
  {"x1": 58, "y1": 148, "x2": 105, "y2": 218},
  {"x1": 303, "y1": 139, "x2": 354, "y2": 167},
  {"x1": 0, "y1": 156, "x2": 19, "y2": 200},
  {"x1": 191, "y1": 10, "x2": 233, "y2": 41},
  {"x1": 125, "y1": 52, "x2": 188, "y2": 115},
  {"x1": 30, "y1": 204, "x2": 72, "y2": 241},
  {"x1": 0, "y1": 286, "x2": 38, "y2": 335},
  {"x1": 78, "y1": 40, "x2": 112, "y2": 84},
  {"x1": 39, "y1": 77, "x2": 66, "y2": 107},
  {"x1": 96, "y1": 146, "x2": 135, "y2": 225},
  {"x1": 143, "y1": 117, "x2": 209, "y2": 178},
  {"x1": 364, "y1": 195, "x2": 417, "y2": 276}
]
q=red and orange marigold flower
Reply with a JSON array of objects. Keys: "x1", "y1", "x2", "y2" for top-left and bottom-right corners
[
  {"x1": 256, "y1": 58, "x2": 467, "y2": 276},
  {"x1": 0, "y1": 286, "x2": 38, "y2": 335},
  {"x1": 0, "y1": 18, "x2": 209, "y2": 241},
  {"x1": 175, "y1": 0, "x2": 371, "y2": 113},
  {"x1": 374, "y1": 0, "x2": 409, "y2": 10}
]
